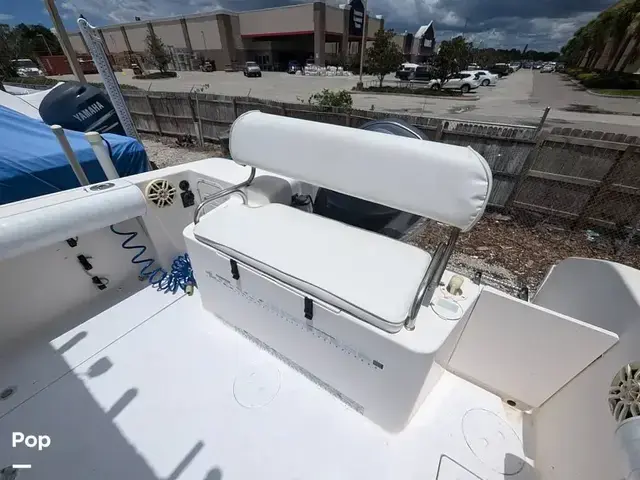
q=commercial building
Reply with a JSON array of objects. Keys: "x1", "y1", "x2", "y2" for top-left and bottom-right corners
[
  {"x1": 393, "y1": 22, "x2": 436, "y2": 63},
  {"x1": 66, "y1": 1, "x2": 383, "y2": 72}
]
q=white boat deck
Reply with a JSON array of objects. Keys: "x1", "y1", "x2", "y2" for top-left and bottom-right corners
[{"x1": 0, "y1": 287, "x2": 535, "y2": 480}]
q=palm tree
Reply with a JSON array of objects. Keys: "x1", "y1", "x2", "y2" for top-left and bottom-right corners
[
  {"x1": 617, "y1": 16, "x2": 640, "y2": 71},
  {"x1": 587, "y1": 11, "x2": 616, "y2": 69},
  {"x1": 608, "y1": 0, "x2": 640, "y2": 70}
]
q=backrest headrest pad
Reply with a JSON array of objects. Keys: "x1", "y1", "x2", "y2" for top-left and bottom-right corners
[{"x1": 229, "y1": 111, "x2": 492, "y2": 231}]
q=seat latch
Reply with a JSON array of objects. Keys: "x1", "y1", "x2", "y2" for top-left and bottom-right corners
[
  {"x1": 304, "y1": 297, "x2": 313, "y2": 320},
  {"x1": 230, "y1": 259, "x2": 240, "y2": 280}
]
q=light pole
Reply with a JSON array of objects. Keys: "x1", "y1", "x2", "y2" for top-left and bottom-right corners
[
  {"x1": 38, "y1": 33, "x2": 53, "y2": 55},
  {"x1": 201, "y1": 31, "x2": 207, "y2": 51},
  {"x1": 356, "y1": 0, "x2": 368, "y2": 90},
  {"x1": 44, "y1": 0, "x2": 86, "y2": 83}
]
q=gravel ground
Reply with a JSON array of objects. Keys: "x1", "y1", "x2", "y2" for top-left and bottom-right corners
[
  {"x1": 141, "y1": 134, "x2": 225, "y2": 169},
  {"x1": 409, "y1": 211, "x2": 640, "y2": 296}
]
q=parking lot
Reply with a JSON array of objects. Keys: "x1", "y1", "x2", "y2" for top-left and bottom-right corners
[{"x1": 54, "y1": 69, "x2": 640, "y2": 134}]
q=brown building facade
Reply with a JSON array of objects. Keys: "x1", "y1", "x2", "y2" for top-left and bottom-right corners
[{"x1": 67, "y1": 2, "x2": 383, "y2": 72}]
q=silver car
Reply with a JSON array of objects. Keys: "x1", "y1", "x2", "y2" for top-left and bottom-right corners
[{"x1": 243, "y1": 61, "x2": 262, "y2": 78}]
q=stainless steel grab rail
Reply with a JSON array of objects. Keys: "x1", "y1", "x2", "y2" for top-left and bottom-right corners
[
  {"x1": 405, "y1": 228, "x2": 460, "y2": 330},
  {"x1": 193, "y1": 167, "x2": 256, "y2": 224}
]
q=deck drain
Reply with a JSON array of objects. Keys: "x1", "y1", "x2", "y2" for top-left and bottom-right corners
[
  {"x1": 233, "y1": 363, "x2": 281, "y2": 409},
  {"x1": 462, "y1": 408, "x2": 525, "y2": 475},
  {"x1": 0, "y1": 386, "x2": 16, "y2": 400}
]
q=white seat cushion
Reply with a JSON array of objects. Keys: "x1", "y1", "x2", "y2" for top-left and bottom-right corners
[
  {"x1": 229, "y1": 111, "x2": 493, "y2": 232},
  {"x1": 193, "y1": 203, "x2": 432, "y2": 332}
]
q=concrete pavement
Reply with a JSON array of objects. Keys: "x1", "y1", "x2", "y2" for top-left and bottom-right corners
[{"x1": 52, "y1": 69, "x2": 640, "y2": 135}]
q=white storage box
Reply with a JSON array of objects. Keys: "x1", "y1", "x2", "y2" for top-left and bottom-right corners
[{"x1": 184, "y1": 203, "x2": 451, "y2": 432}]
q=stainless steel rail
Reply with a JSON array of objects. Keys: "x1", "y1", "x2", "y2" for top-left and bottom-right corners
[
  {"x1": 193, "y1": 167, "x2": 255, "y2": 225},
  {"x1": 405, "y1": 228, "x2": 461, "y2": 330}
]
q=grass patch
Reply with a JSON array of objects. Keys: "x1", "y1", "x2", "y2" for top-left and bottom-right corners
[
  {"x1": 356, "y1": 85, "x2": 462, "y2": 96},
  {"x1": 592, "y1": 88, "x2": 640, "y2": 97}
]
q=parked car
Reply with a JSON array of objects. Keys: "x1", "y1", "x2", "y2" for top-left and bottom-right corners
[
  {"x1": 395, "y1": 62, "x2": 418, "y2": 79},
  {"x1": 488, "y1": 63, "x2": 511, "y2": 77},
  {"x1": 462, "y1": 70, "x2": 498, "y2": 86},
  {"x1": 243, "y1": 61, "x2": 262, "y2": 77},
  {"x1": 540, "y1": 64, "x2": 555, "y2": 73},
  {"x1": 13, "y1": 58, "x2": 44, "y2": 77},
  {"x1": 466, "y1": 63, "x2": 481, "y2": 70},
  {"x1": 288, "y1": 61, "x2": 302, "y2": 74},
  {"x1": 131, "y1": 63, "x2": 143, "y2": 76},
  {"x1": 200, "y1": 61, "x2": 215, "y2": 72},
  {"x1": 532, "y1": 62, "x2": 543, "y2": 69},
  {"x1": 433, "y1": 72, "x2": 480, "y2": 93},
  {"x1": 397, "y1": 65, "x2": 433, "y2": 82}
]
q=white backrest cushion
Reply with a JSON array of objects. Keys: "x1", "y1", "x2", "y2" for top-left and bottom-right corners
[{"x1": 229, "y1": 111, "x2": 492, "y2": 231}]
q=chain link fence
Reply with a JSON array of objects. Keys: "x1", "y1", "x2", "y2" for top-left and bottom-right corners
[{"x1": 405, "y1": 127, "x2": 640, "y2": 296}]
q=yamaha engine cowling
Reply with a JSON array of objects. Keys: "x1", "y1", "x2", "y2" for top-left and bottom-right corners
[{"x1": 39, "y1": 82, "x2": 127, "y2": 136}]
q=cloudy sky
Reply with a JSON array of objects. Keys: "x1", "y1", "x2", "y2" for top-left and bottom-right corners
[{"x1": 2, "y1": 0, "x2": 617, "y2": 51}]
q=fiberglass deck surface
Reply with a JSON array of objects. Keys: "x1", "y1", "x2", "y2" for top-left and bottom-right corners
[{"x1": 0, "y1": 287, "x2": 535, "y2": 480}]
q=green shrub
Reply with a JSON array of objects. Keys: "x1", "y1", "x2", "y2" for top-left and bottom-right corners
[
  {"x1": 581, "y1": 73, "x2": 640, "y2": 90},
  {"x1": 566, "y1": 67, "x2": 584, "y2": 78},
  {"x1": 132, "y1": 71, "x2": 177, "y2": 80},
  {"x1": 308, "y1": 89, "x2": 353, "y2": 110},
  {"x1": 357, "y1": 85, "x2": 462, "y2": 96},
  {"x1": 576, "y1": 72, "x2": 598, "y2": 82}
]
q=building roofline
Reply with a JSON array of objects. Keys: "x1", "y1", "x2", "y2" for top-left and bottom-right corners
[{"x1": 70, "y1": 3, "x2": 323, "y2": 33}]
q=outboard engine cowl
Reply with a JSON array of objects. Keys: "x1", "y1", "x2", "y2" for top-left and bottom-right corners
[{"x1": 39, "y1": 81, "x2": 126, "y2": 136}]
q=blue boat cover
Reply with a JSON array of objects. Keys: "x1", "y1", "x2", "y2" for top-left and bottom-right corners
[{"x1": 0, "y1": 105, "x2": 149, "y2": 205}]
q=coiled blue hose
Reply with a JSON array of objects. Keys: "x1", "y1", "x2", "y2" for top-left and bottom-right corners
[{"x1": 110, "y1": 225, "x2": 196, "y2": 295}]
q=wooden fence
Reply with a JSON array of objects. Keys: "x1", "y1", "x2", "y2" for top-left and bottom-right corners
[
  {"x1": 120, "y1": 90, "x2": 640, "y2": 232},
  {"x1": 122, "y1": 90, "x2": 539, "y2": 211}
]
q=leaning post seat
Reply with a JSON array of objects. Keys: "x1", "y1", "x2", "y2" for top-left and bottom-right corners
[{"x1": 190, "y1": 111, "x2": 492, "y2": 333}]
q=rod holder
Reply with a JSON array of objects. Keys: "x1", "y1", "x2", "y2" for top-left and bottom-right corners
[
  {"x1": 85, "y1": 131, "x2": 120, "y2": 180},
  {"x1": 51, "y1": 125, "x2": 90, "y2": 186}
]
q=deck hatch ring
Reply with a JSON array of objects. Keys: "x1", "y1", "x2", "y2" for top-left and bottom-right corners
[
  {"x1": 89, "y1": 182, "x2": 115, "y2": 191},
  {"x1": 0, "y1": 386, "x2": 16, "y2": 400}
]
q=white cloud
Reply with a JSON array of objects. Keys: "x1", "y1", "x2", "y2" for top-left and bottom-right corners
[
  {"x1": 57, "y1": 0, "x2": 604, "y2": 50},
  {"x1": 61, "y1": 0, "x2": 223, "y2": 25},
  {"x1": 0, "y1": 13, "x2": 14, "y2": 21}
]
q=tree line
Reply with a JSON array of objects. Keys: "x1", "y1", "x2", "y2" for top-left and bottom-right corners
[
  {"x1": 365, "y1": 30, "x2": 559, "y2": 87},
  {"x1": 0, "y1": 23, "x2": 63, "y2": 76}
]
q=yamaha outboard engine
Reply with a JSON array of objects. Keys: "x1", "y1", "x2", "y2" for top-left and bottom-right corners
[
  {"x1": 39, "y1": 81, "x2": 127, "y2": 136},
  {"x1": 314, "y1": 119, "x2": 426, "y2": 233}
]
